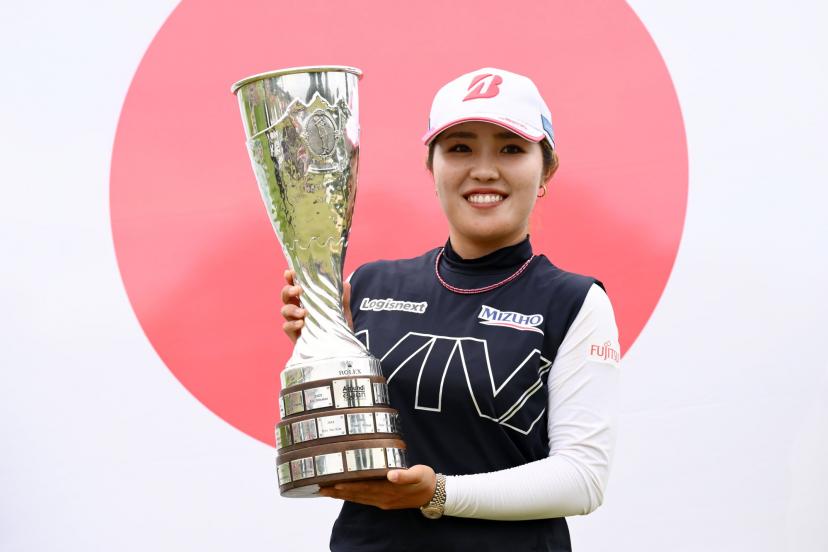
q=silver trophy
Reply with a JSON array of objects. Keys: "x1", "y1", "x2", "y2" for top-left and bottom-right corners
[{"x1": 232, "y1": 66, "x2": 407, "y2": 497}]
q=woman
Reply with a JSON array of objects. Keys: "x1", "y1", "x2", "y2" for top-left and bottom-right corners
[{"x1": 280, "y1": 67, "x2": 620, "y2": 551}]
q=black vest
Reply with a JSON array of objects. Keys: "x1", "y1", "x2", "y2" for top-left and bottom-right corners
[{"x1": 330, "y1": 238, "x2": 597, "y2": 552}]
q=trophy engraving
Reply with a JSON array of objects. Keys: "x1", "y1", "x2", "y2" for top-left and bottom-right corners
[
  {"x1": 304, "y1": 110, "x2": 337, "y2": 157},
  {"x1": 232, "y1": 66, "x2": 407, "y2": 497}
]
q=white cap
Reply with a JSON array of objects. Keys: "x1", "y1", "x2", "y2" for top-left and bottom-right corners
[{"x1": 422, "y1": 67, "x2": 555, "y2": 149}]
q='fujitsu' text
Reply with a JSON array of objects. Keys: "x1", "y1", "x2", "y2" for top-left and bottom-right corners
[{"x1": 589, "y1": 341, "x2": 620, "y2": 363}]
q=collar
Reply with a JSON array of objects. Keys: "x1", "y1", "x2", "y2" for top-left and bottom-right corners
[{"x1": 442, "y1": 236, "x2": 533, "y2": 275}]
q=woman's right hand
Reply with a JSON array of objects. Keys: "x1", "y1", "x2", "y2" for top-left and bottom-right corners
[
  {"x1": 280, "y1": 269, "x2": 354, "y2": 345},
  {"x1": 280, "y1": 269, "x2": 305, "y2": 345}
]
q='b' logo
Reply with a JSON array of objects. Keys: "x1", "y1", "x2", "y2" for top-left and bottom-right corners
[{"x1": 463, "y1": 73, "x2": 503, "y2": 101}]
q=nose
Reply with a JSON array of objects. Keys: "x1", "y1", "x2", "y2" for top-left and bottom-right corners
[{"x1": 468, "y1": 153, "x2": 499, "y2": 182}]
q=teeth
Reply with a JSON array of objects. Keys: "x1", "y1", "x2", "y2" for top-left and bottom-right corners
[{"x1": 467, "y1": 193, "x2": 504, "y2": 204}]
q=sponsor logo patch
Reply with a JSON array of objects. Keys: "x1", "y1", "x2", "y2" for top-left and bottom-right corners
[
  {"x1": 478, "y1": 304, "x2": 544, "y2": 334},
  {"x1": 589, "y1": 341, "x2": 620, "y2": 364},
  {"x1": 463, "y1": 73, "x2": 503, "y2": 101},
  {"x1": 360, "y1": 297, "x2": 428, "y2": 314}
]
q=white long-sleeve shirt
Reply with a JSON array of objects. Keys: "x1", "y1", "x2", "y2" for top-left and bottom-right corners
[{"x1": 444, "y1": 284, "x2": 620, "y2": 520}]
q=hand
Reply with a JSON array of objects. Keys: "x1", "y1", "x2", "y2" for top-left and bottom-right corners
[
  {"x1": 318, "y1": 465, "x2": 437, "y2": 510},
  {"x1": 280, "y1": 269, "x2": 354, "y2": 344}
]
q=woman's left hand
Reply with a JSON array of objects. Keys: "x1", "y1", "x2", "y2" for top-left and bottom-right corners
[{"x1": 318, "y1": 464, "x2": 437, "y2": 510}]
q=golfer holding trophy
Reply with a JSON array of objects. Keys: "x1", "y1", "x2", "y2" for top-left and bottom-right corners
[{"x1": 234, "y1": 65, "x2": 620, "y2": 551}]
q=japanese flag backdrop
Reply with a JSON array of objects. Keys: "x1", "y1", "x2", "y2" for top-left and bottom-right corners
[{"x1": 1, "y1": 1, "x2": 827, "y2": 551}]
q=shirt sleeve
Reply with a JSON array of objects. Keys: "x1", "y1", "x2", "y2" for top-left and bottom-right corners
[{"x1": 442, "y1": 284, "x2": 620, "y2": 520}]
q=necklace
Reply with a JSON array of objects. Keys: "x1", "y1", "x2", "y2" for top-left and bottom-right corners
[{"x1": 434, "y1": 248, "x2": 536, "y2": 295}]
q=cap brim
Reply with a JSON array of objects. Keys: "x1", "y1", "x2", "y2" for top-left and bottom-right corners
[{"x1": 422, "y1": 117, "x2": 545, "y2": 145}]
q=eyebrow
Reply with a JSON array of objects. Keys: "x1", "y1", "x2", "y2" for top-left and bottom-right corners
[
  {"x1": 440, "y1": 130, "x2": 523, "y2": 141},
  {"x1": 441, "y1": 131, "x2": 476, "y2": 140}
]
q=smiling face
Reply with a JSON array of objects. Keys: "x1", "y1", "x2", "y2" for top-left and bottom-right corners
[{"x1": 431, "y1": 121, "x2": 547, "y2": 258}]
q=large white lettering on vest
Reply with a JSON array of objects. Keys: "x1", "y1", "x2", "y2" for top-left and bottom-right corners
[{"x1": 361, "y1": 331, "x2": 552, "y2": 435}]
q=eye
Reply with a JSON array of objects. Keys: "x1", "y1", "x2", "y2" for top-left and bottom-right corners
[
  {"x1": 501, "y1": 144, "x2": 525, "y2": 154},
  {"x1": 447, "y1": 143, "x2": 471, "y2": 153}
]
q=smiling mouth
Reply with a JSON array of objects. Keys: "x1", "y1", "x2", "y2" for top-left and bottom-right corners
[{"x1": 465, "y1": 193, "x2": 506, "y2": 205}]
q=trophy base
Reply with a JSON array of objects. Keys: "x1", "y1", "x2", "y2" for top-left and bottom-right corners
[{"x1": 277, "y1": 438, "x2": 407, "y2": 498}]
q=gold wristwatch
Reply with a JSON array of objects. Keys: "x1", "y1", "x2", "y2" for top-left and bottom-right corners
[{"x1": 420, "y1": 473, "x2": 446, "y2": 519}]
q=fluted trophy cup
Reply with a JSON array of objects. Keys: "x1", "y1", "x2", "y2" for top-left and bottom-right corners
[{"x1": 232, "y1": 66, "x2": 407, "y2": 497}]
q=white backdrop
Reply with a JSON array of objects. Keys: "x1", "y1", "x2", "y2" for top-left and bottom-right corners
[{"x1": 2, "y1": 1, "x2": 827, "y2": 551}]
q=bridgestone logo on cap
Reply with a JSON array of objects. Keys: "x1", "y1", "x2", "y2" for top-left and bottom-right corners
[{"x1": 463, "y1": 73, "x2": 503, "y2": 101}]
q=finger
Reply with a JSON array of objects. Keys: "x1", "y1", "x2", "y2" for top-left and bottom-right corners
[
  {"x1": 280, "y1": 304, "x2": 306, "y2": 321},
  {"x1": 332, "y1": 480, "x2": 394, "y2": 492},
  {"x1": 283, "y1": 319, "x2": 304, "y2": 330},
  {"x1": 280, "y1": 284, "x2": 303, "y2": 306},
  {"x1": 283, "y1": 269, "x2": 297, "y2": 286},
  {"x1": 323, "y1": 487, "x2": 392, "y2": 507},
  {"x1": 387, "y1": 465, "x2": 427, "y2": 485},
  {"x1": 319, "y1": 484, "x2": 371, "y2": 501},
  {"x1": 323, "y1": 490, "x2": 376, "y2": 506},
  {"x1": 282, "y1": 319, "x2": 304, "y2": 338}
]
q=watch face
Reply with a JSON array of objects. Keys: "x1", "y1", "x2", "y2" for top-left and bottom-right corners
[{"x1": 421, "y1": 506, "x2": 443, "y2": 519}]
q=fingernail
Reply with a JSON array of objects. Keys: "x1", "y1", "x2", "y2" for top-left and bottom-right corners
[{"x1": 388, "y1": 471, "x2": 399, "y2": 482}]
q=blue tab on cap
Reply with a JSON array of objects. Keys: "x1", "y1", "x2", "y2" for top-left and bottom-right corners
[{"x1": 541, "y1": 114, "x2": 555, "y2": 147}]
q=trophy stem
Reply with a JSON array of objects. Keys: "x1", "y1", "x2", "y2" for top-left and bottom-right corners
[{"x1": 288, "y1": 239, "x2": 368, "y2": 365}]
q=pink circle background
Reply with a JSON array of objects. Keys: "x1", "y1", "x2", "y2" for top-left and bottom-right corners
[{"x1": 111, "y1": 0, "x2": 687, "y2": 446}]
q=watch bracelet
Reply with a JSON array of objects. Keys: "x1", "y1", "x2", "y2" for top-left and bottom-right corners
[{"x1": 423, "y1": 473, "x2": 446, "y2": 511}]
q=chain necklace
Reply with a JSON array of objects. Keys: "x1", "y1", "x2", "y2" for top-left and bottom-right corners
[{"x1": 434, "y1": 248, "x2": 536, "y2": 295}]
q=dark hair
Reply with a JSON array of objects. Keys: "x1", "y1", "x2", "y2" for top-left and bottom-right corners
[{"x1": 425, "y1": 138, "x2": 559, "y2": 181}]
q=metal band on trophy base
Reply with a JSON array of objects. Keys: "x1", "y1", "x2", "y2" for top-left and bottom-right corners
[
  {"x1": 276, "y1": 407, "x2": 403, "y2": 451},
  {"x1": 278, "y1": 375, "x2": 390, "y2": 418},
  {"x1": 233, "y1": 66, "x2": 409, "y2": 497},
  {"x1": 276, "y1": 438, "x2": 407, "y2": 497}
]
